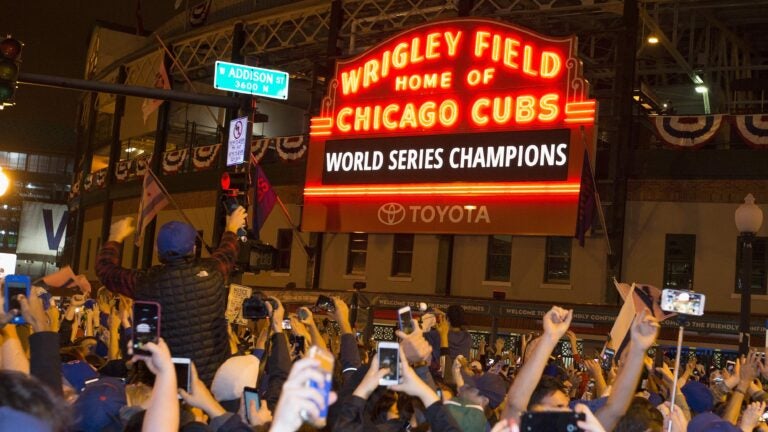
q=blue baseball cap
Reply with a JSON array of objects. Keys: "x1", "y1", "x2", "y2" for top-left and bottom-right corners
[{"x1": 157, "y1": 221, "x2": 196, "y2": 260}]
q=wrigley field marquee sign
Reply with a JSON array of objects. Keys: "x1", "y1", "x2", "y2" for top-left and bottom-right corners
[{"x1": 303, "y1": 19, "x2": 597, "y2": 235}]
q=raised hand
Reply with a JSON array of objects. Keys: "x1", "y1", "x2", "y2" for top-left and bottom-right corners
[
  {"x1": 18, "y1": 294, "x2": 49, "y2": 333},
  {"x1": 542, "y1": 306, "x2": 573, "y2": 340},
  {"x1": 108, "y1": 217, "x2": 135, "y2": 243},
  {"x1": 272, "y1": 357, "x2": 338, "y2": 432},
  {"x1": 131, "y1": 338, "x2": 174, "y2": 376},
  {"x1": 225, "y1": 206, "x2": 247, "y2": 234},
  {"x1": 352, "y1": 354, "x2": 389, "y2": 399},
  {"x1": 574, "y1": 404, "x2": 606, "y2": 432},
  {"x1": 741, "y1": 401, "x2": 765, "y2": 432},
  {"x1": 395, "y1": 319, "x2": 432, "y2": 364},
  {"x1": 630, "y1": 309, "x2": 660, "y2": 351}
]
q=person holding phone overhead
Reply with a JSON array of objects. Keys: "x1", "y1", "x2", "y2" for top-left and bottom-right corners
[{"x1": 96, "y1": 207, "x2": 246, "y2": 385}]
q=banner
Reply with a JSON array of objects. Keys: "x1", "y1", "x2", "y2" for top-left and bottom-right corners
[
  {"x1": 225, "y1": 283, "x2": 252, "y2": 325},
  {"x1": 17, "y1": 202, "x2": 69, "y2": 256},
  {"x1": 275, "y1": 135, "x2": 307, "y2": 161},
  {"x1": 251, "y1": 138, "x2": 271, "y2": 163},
  {"x1": 732, "y1": 114, "x2": 768, "y2": 147},
  {"x1": 162, "y1": 148, "x2": 189, "y2": 175},
  {"x1": 652, "y1": 115, "x2": 723, "y2": 148},
  {"x1": 192, "y1": 144, "x2": 221, "y2": 171}
]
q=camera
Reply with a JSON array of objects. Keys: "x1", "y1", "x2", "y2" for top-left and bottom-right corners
[{"x1": 242, "y1": 292, "x2": 277, "y2": 320}]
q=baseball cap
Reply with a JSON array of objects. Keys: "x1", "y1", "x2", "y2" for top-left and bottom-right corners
[
  {"x1": 157, "y1": 221, "x2": 196, "y2": 260},
  {"x1": 72, "y1": 376, "x2": 127, "y2": 432}
]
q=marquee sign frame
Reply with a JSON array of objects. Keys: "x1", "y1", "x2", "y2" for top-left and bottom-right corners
[{"x1": 302, "y1": 18, "x2": 596, "y2": 235}]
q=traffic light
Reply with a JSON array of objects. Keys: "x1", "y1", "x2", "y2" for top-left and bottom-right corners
[{"x1": 0, "y1": 36, "x2": 22, "y2": 107}]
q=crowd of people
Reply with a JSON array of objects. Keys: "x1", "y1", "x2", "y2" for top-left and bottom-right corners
[{"x1": 1, "y1": 215, "x2": 768, "y2": 431}]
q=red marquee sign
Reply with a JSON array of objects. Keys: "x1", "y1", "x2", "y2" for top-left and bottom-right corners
[{"x1": 302, "y1": 18, "x2": 596, "y2": 235}]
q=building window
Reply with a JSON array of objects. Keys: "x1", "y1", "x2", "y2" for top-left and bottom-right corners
[
  {"x1": 391, "y1": 234, "x2": 414, "y2": 276},
  {"x1": 485, "y1": 235, "x2": 512, "y2": 281},
  {"x1": 663, "y1": 234, "x2": 696, "y2": 289},
  {"x1": 346, "y1": 233, "x2": 368, "y2": 275},
  {"x1": 735, "y1": 236, "x2": 767, "y2": 295},
  {"x1": 276, "y1": 229, "x2": 293, "y2": 273},
  {"x1": 545, "y1": 237, "x2": 571, "y2": 283}
]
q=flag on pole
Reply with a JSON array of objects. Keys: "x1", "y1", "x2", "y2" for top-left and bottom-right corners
[
  {"x1": 141, "y1": 53, "x2": 170, "y2": 123},
  {"x1": 252, "y1": 165, "x2": 277, "y2": 234},
  {"x1": 575, "y1": 149, "x2": 597, "y2": 247},
  {"x1": 135, "y1": 170, "x2": 170, "y2": 246}
]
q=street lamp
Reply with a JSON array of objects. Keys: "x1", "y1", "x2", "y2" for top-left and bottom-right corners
[
  {"x1": 735, "y1": 193, "x2": 763, "y2": 355},
  {"x1": 0, "y1": 167, "x2": 9, "y2": 196}
]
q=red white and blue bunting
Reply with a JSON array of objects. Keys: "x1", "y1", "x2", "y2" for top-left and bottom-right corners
[
  {"x1": 69, "y1": 172, "x2": 82, "y2": 198},
  {"x1": 192, "y1": 144, "x2": 221, "y2": 171},
  {"x1": 83, "y1": 173, "x2": 94, "y2": 191},
  {"x1": 732, "y1": 114, "x2": 768, "y2": 147},
  {"x1": 251, "y1": 138, "x2": 271, "y2": 163},
  {"x1": 94, "y1": 169, "x2": 107, "y2": 188},
  {"x1": 162, "y1": 148, "x2": 189, "y2": 175},
  {"x1": 275, "y1": 135, "x2": 308, "y2": 161},
  {"x1": 115, "y1": 160, "x2": 131, "y2": 182},
  {"x1": 652, "y1": 115, "x2": 723, "y2": 148},
  {"x1": 135, "y1": 155, "x2": 151, "y2": 177}
]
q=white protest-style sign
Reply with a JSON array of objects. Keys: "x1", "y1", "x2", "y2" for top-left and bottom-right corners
[
  {"x1": 225, "y1": 283, "x2": 253, "y2": 325},
  {"x1": 226, "y1": 116, "x2": 249, "y2": 166},
  {"x1": 16, "y1": 202, "x2": 68, "y2": 256},
  {"x1": 0, "y1": 253, "x2": 16, "y2": 279}
]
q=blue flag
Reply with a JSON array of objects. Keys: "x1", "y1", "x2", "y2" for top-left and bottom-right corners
[{"x1": 575, "y1": 150, "x2": 596, "y2": 247}]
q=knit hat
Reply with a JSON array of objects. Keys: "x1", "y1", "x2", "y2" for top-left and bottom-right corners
[
  {"x1": 157, "y1": 221, "x2": 197, "y2": 260},
  {"x1": 444, "y1": 398, "x2": 488, "y2": 432},
  {"x1": 681, "y1": 381, "x2": 714, "y2": 414},
  {"x1": 465, "y1": 372, "x2": 508, "y2": 409},
  {"x1": 72, "y1": 376, "x2": 127, "y2": 432},
  {"x1": 687, "y1": 412, "x2": 741, "y2": 432},
  {"x1": 211, "y1": 355, "x2": 261, "y2": 402},
  {"x1": 0, "y1": 407, "x2": 51, "y2": 432}
]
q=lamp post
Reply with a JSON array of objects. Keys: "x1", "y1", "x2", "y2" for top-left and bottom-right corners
[{"x1": 735, "y1": 193, "x2": 763, "y2": 355}]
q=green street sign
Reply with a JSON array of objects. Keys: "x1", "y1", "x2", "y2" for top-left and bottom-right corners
[{"x1": 214, "y1": 60, "x2": 289, "y2": 100}]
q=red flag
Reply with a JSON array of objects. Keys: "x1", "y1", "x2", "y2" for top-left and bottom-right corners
[
  {"x1": 135, "y1": 170, "x2": 170, "y2": 246},
  {"x1": 575, "y1": 150, "x2": 597, "y2": 247}
]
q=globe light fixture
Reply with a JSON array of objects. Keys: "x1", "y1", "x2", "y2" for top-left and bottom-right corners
[{"x1": 0, "y1": 167, "x2": 9, "y2": 196}]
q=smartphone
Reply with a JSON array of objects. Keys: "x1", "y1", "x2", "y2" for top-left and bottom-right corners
[
  {"x1": 282, "y1": 319, "x2": 292, "y2": 330},
  {"x1": 301, "y1": 346, "x2": 334, "y2": 428},
  {"x1": 397, "y1": 306, "x2": 414, "y2": 335},
  {"x1": 172, "y1": 357, "x2": 191, "y2": 398},
  {"x1": 4, "y1": 275, "x2": 31, "y2": 325},
  {"x1": 378, "y1": 341, "x2": 400, "y2": 386},
  {"x1": 520, "y1": 411, "x2": 586, "y2": 431},
  {"x1": 601, "y1": 348, "x2": 615, "y2": 371},
  {"x1": 726, "y1": 360, "x2": 735, "y2": 374},
  {"x1": 660, "y1": 289, "x2": 706, "y2": 316},
  {"x1": 654, "y1": 348, "x2": 665, "y2": 369},
  {"x1": 315, "y1": 295, "x2": 335, "y2": 313},
  {"x1": 244, "y1": 386, "x2": 260, "y2": 423},
  {"x1": 132, "y1": 301, "x2": 161, "y2": 356}
]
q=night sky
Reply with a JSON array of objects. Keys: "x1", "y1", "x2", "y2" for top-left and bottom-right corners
[{"x1": 4, "y1": 1, "x2": 177, "y2": 149}]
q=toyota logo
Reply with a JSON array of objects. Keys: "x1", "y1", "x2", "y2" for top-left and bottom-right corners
[{"x1": 378, "y1": 203, "x2": 406, "y2": 226}]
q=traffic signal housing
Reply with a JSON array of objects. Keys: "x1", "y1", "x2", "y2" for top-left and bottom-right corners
[{"x1": 0, "y1": 36, "x2": 22, "y2": 107}]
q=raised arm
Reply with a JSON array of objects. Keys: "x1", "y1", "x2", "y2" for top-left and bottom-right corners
[
  {"x1": 211, "y1": 206, "x2": 246, "y2": 276},
  {"x1": 95, "y1": 218, "x2": 138, "y2": 298},
  {"x1": 596, "y1": 309, "x2": 659, "y2": 431},
  {"x1": 501, "y1": 306, "x2": 573, "y2": 421},
  {"x1": 134, "y1": 339, "x2": 179, "y2": 432}
]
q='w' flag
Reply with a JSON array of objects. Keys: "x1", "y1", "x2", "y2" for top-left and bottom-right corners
[
  {"x1": 135, "y1": 170, "x2": 170, "y2": 246},
  {"x1": 252, "y1": 165, "x2": 277, "y2": 235},
  {"x1": 575, "y1": 150, "x2": 597, "y2": 247}
]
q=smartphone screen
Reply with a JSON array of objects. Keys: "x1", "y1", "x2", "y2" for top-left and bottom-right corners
[
  {"x1": 6, "y1": 283, "x2": 26, "y2": 311},
  {"x1": 315, "y1": 295, "x2": 335, "y2": 312},
  {"x1": 660, "y1": 289, "x2": 706, "y2": 316},
  {"x1": 398, "y1": 307, "x2": 414, "y2": 335},
  {"x1": 133, "y1": 302, "x2": 161, "y2": 355},
  {"x1": 601, "y1": 348, "x2": 615, "y2": 371},
  {"x1": 244, "y1": 386, "x2": 260, "y2": 422},
  {"x1": 282, "y1": 319, "x2": 292, "y2": 330},
  {"x1": 172, "y1": 358, "x2": 191, "y2": 395},
  {"x1": 654, "y1": 348, "x2": 665, "y2": 369},
  {"x1": 520, "y1": 411, "x2": 586, "y2": 431},
  {"x1": 378, "y1": 343, "x2": 400, "y2": 384}
]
